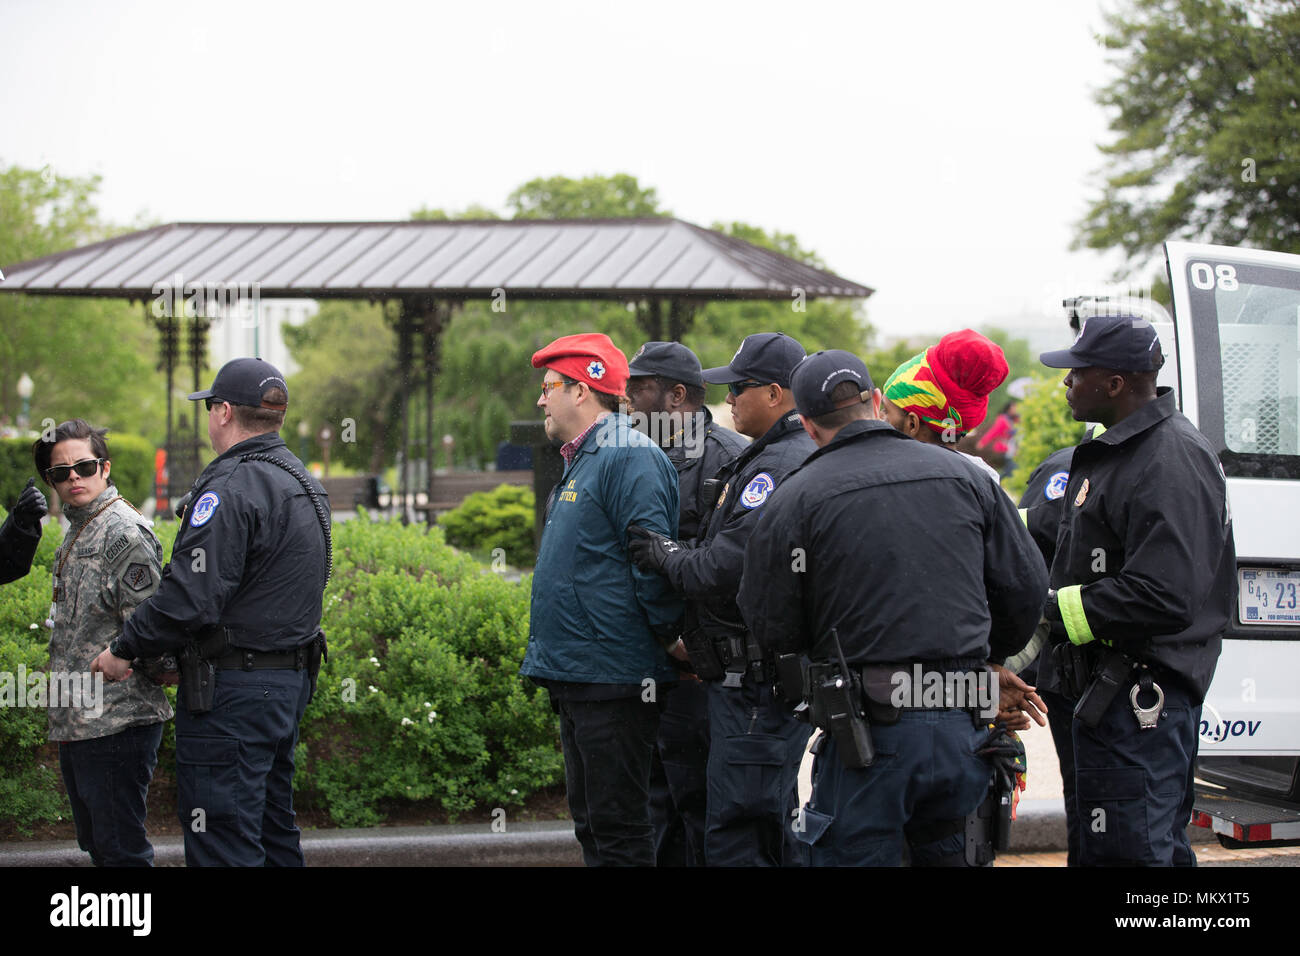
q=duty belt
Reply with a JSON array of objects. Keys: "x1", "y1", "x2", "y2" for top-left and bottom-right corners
[{"x1": 212, "y1": 645, "x2": 309, "y2": 671}]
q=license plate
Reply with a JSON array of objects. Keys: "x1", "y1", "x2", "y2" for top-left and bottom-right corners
[{"x1": 1239, "y1": 568, "x2": 1300, "y2": 625}]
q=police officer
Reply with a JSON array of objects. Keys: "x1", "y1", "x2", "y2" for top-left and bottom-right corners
[
  {"x1": 628, "y1": 331, "x2": 814, "y2": 867},
  {"x1": 1035, "y1": 315, "x2": 1234, "y2": 866},
  {"x1": 626, "y1": 341, "x2": 747, "y2": 867},
  {"x1": 94, "y1": 358, "x2": 329, "y2": 867},
  {"x1": 738, "y1": 350, "x2": 1047, "y2": 866},
  {"x1": 1, "y1": 478, "x2": 47, "y2": 585}
]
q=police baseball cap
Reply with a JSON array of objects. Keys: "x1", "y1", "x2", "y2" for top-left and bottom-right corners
[
  {"x1": 791, "y1": 350, "x2": 874, "y2": 418},
  {"x1": 627, "y1": 341, "x2": 705, "y2": 387},
  {"x1": 188, "y1": 357, "x2": 289, "y2": 408},
  {"x1": 702, "y1": 332, "x2": 807, "y2": 388},
  {"x1": 1039, "y1": 315, "x2": 1162, "y2": 372}
]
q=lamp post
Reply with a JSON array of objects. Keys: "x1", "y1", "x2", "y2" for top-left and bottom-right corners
[{"x1": 16, "y1": 373, "x2": 33, "y2": 431}]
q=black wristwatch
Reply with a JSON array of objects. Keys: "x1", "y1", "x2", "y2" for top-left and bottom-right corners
[{"x1": 1043, "y1": 589, "x2": 1062, "y2": 624}]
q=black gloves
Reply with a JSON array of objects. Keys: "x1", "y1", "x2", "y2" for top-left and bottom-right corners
[
  {"x1": 626, "y1": 524, "x2": 682, "y2": 574},
  {"x1": 12, "y1": 478, "x2": 48, "y2": 534}
]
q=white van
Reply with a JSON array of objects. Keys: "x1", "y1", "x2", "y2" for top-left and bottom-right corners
[
  {"x1": 1154, "y1": 241, "x2": 1300, "y2": 846},
  {"x1": 1066, "y1": 243, "x2": 1300, "y2": 846}
]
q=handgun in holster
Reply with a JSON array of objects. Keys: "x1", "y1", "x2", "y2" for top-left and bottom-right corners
[
  {"x1": 305, "y1": 629, "x2": 328, "y2": 704},
  {"x1": 1073, "y1": 647, "x2": 1137, "y2": 728},
  {"x1": 177, "y1": 627, "x2": 229, "y2": 715},
  {"x1": 1052, "y1": 640, "x2": 1097, "y2": 699},
  {"x1": 720, "y1": 634, "x2": 746, "y2": 688},
  {"x1": 681, "y1": 627, "x2": 725, "y2": 681}
]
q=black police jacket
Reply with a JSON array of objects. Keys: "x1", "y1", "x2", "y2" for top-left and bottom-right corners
[
  {"x1": 0, "y1": 512, "x2": 40, "y2": 586},
  {"x1": 738, "y1": 418, "x2": 1047, "y2": 666},
  {"x1": 1019, "y1": 445, "x2": 1076, "y2": 567},
  {"x1": 118, "y1": 432, "x2": 329, "y2": 657},
  {"x1": 663, "y1": 407, "x2": 748, "y2": 542},
  {"x1": 1037, "y1": 388, "x2": 1234, "y2": 701},
  {"x1": 660, "y1": 411, "x2": 815, "y2": 644}
]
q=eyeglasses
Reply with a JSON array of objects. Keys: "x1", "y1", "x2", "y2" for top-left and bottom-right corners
[
  {"x1": 204, "y1": 397, "x2": 229, "y2": 411},
  {"x1": 727, "y1": 380, "x2": 765, "y2": 397},
  {"x1": 45, "y1": 458, "x2": 104, "y2": 484},
  {"x1": 540, "y1": 378, "x2": 578, "y2": 398}
]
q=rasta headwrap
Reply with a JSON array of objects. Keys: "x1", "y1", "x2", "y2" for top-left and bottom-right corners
[{"x1": 882, "y1": 329, "x2": 1009, "y2": 437}]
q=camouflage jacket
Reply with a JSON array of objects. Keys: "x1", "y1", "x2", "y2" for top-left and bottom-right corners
[{"x1": 47, "y1": 486, "x2": 173, "y2": 741}]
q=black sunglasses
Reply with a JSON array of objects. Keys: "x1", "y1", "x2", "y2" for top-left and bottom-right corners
[
  {"x1": 727, "y1": 380, "x2": 766, "y2": 396},
  {"x1": 45, "y1": 458, "x2": 105, "y2": 484},
  {"x1": 205, "y1": 397, "x2": 231, "y2": 411}
]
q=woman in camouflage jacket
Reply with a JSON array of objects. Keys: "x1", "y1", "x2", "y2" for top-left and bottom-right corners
[{"x1": 35, "y1": 420, "x2": 173, "y2": 866}]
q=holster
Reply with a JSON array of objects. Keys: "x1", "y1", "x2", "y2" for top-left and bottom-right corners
[
  {"x1": 177, "y1": 627, "x2": 229, "y2": 715},
  {"x1": 306, "y1": 629, "x2": 328, "y2": 704},
  {"x1": 681, "y1": 628, "x2": 725, "y2": 681},
  {"x1": 1073, "y1": 646, "x2": 1136, "y2": 728},
  {"x1": 1051, "y1": 641, "x2": 1098, "y2": 700}
]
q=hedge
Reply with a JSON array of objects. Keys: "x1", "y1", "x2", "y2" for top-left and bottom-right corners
[
  {"x1": 0, "y1": 506, "x2": 560, "y2": 832},
  {"x1": 1, "y1": 432, "x2": 155, "y2": 510}
]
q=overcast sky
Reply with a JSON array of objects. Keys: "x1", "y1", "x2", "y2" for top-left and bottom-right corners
[{"x1": 1, "y1": 0, "x2": 1160, "y2": 343}]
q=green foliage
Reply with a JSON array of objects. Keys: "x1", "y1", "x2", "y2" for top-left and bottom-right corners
[
  {"x1": 1078, "y1": 0, "x2": 1300, "y2": 266},
  {"x1": 0, "y1": 164, "x2": 168, "y2": 444},
  {"x1": 508, "y1": 173, "x2": 667, "y2": 220},
  {"x1": 0, "y1": 509, "x2": 562, "y2": 832},
  {"x1": 0, "y1": 511, "x2": 64, "y2": 831},
  {"x1": 439, "y1": 484, "x2": 536, "y2": 568},
  {"x1": 1006, "y1": 373, "x2": 1087, "y2": 500},
  {"x1": 295, "y1": 513, "x2": 560, "y2": 825},
  {"x1": 105, "y1": 433, "x2": 155, "y2": 508}
]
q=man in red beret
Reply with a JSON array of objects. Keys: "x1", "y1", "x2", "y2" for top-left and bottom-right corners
[{"x1": 519, "y1": 332, "x2": 685, "y2": 866}]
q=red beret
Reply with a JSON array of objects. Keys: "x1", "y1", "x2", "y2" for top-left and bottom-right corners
[
  {"x1": 925, "y1": 329, "x2": 1009, "y2": 433},
  {"x1": 531, "y1": 333, "x2": 629, "y2": 396}
]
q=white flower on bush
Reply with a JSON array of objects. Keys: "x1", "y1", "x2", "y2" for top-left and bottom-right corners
[
  {"x1": 368, "y1": 685, "x2": 378, "y2": 693},
  {"x1": 29, "y1": 623, "x2": 38, "y2": 630},
  {"x1": 423, "y1": 701, "x2": 431, "y2": 708},
  {"x1": 426, "y1": 710, "x2": 438, "y2": 723},
  {"x1": 400, "y1": 717, "x2": 414, "y2": 727},
  {"x1": 510, "y1": 788, "x2": 518, "y2": 795},
  {"x1": 369, "y1": 656, "x2": 380, "y2": 667}
]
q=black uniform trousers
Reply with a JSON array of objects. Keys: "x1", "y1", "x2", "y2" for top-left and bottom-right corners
[
  {"x1": 705, "y1": 673, "x2": 811, "y2": 866},
  {"x1": 556, "y1": 693, "x2": 661, "y2": 867},
  {"x1": 1072, "y1": 677, "x2": 1200, "y2": 866},
  {"x1": 650, "y1": 679, "x2": 709, "y2": 866},
  {"x1": 796, "y1": 709, "x2": 993, "y2": 866},
  {"x1": 176, "y1": 666, "x2": 312, "y2": 867}
]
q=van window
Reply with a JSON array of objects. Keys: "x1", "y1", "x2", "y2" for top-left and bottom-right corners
[{"x1": 1183, "y1": 254, "x2": 1300, "y2": 477}]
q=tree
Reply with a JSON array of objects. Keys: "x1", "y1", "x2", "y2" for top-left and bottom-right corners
[
  {"x1": 0, "y1": 164, "x2": 166, "y2": 444},
  {"x1": 1078, "y1": 0, "x2": 1300, "y2": 266},
  {"x1": 1005, "y1": 372, "x2": 1087, "y2": 500},
  {"x1": 507, "y1": 174, "x2": 667, "y2": 220}
]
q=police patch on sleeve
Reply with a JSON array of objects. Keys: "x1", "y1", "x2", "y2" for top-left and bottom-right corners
[
  {"x1": 124, "y1": 563, "x2": 152, "y2": 592},
  {"x1": 1044, "y1": 471, "x2": 1070, "y2": 501},
  {"x1": 740, "y1": 473, "x2": 775, "y2": 509},
  {"x1": 190, "y1": 491, "x2": 221, "y2": 527}
]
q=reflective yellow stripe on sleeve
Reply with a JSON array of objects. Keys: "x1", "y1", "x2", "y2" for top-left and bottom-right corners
[{"x1": 1058, "y1": 584, "x2": 1095, "y2": 645}]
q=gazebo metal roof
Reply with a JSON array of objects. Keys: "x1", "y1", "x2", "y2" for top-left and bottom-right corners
[{"x1": 0, "y1": 218, "x2": 873, "y2": 302}]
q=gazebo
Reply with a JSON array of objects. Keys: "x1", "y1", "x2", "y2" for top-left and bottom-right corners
[{"x1": 1, "y1": 218, "x2": 873, "y2": 521}]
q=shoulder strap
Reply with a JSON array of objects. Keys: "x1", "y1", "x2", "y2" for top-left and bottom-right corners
[{"x1": 239, "y1": 453, "x2": 332, "y2": 587}]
